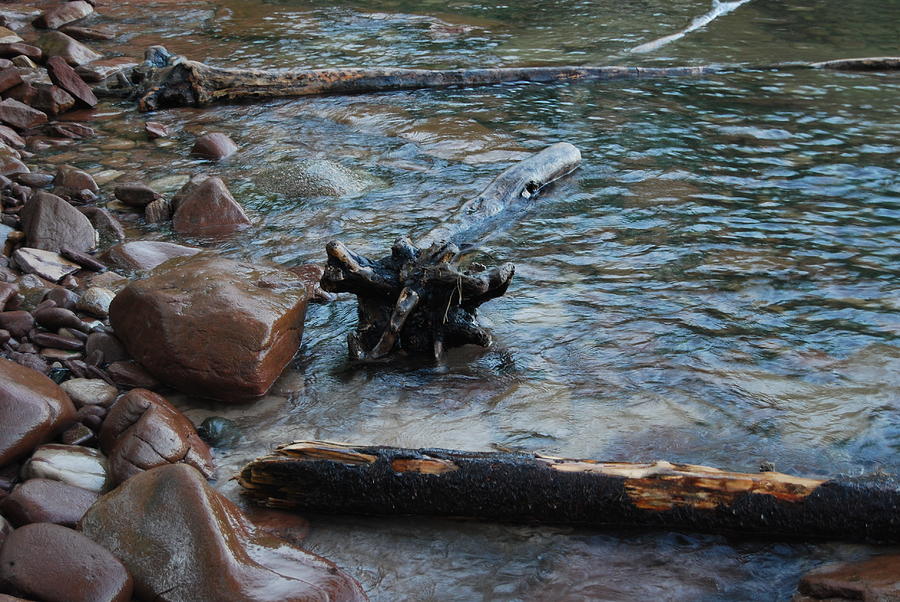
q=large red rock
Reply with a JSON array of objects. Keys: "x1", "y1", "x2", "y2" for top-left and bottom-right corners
[
  {"x1": 796, "y1": 554, "x2": 900, "y2": 600},
  {"x1": 19, "y1": 191, "x2": 96, "y2": 253},
  {"x1": 0, "y1": 523, "x2": 132, "y2": 602},
  {"x1": 100, "y1": 240, "x2": 198, "y2": 271},
  {"x1": 99, "y1": 389, "x2": 214, "y2": 486},
  {"x1": 172, "y1": 176, "x2": 251, "y2": 236},
  {"x1": 0, "y1": 478, "x2": 98, "y2": 527},
  {"x1": 0, "y1": 359, "x2": 76, "y2": 468},
  {"x1": 80, "y1": 464, "x2": 366, "y2": 602},
  {"x1": 108, "y1": 255, "x2": 309, "y2": 402}
]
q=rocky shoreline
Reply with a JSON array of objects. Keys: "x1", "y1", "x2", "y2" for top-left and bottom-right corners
[
  {"x1": 0, "y1": 1, "x2": 896, "y2": 601},
  {"x1": 0, "y1": 1, "x2": 365, "y2": 600}
]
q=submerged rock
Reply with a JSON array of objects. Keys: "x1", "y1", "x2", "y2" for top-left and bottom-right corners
[
  {"x1": 37, "y1": 31, "x2": 101, "y2": 66},
  {"x1": 0, "y1": 358, "x2": 76, "y2": 468},
  {"x1": 109, "y1": 255, "x2": 309, "y2": 402},
  {"x1": 191, "y1": 132, "x2": 237, "y2": 160},
  {"x1": 80, "y1": 464, "x2": 366, "y2": 601},
  {"x1": 0, "y1": 523, "x2": 132, "y2": 602},
  {"x1": 796, "y1": 554, "x2": 900, "y2": 600},
  {"x1": 99, "y1": 388, "x2": 214, "y2": 486},
  {"x1": 253, "y1": 158, "x2": 381, "y2": 199}
]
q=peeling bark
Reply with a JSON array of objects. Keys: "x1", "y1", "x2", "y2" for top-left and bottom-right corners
[{"x1": 239, "y1": 441, "x2": 900, "y2": 543}]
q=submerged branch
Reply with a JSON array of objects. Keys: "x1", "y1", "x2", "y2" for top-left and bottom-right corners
[{"x1": 132, "y1": 47, "x2": 900, "y2": 111}]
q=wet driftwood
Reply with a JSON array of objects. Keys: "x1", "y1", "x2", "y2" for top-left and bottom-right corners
[
  {"x1": 320, "y1": 142, "x2": 581, "y2": 361},
  {"x1": 239, "y1": 441, "x2": 900, "y2": 543},
  {"x1": 132, "y1": 46, "x2": 900, "y2": 111}
]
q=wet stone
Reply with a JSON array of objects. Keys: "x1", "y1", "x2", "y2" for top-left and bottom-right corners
[
  {"x1": 197, "y1": 416, "x2": 242, "y2": 448},
  {"x1": 144, "y1": 121, "x2": 169, "y2": 139},
  {"x1": 109, "y1": 255, "x2": 309, "y2": 402},
  {"x1": 0, "y1": 477, "x2": 98, "y2": 527},
  {"x1": 60, "y1": 422, "x2": 94, "y2": 446},
  {"x1": 43, "y1": 287, "x2": 78, "y2": 310},
  {"x1": 0, "y1": 358, "x2": 76, "y2": 467},
  {"x1": 0, "y1": 125, "x2": 23, "y2": 148},
  {"x1": 0, "y1": 523, "x2": 133, "y2": 602},
  {"x1": 191, "y1": 132, "x2": 237, "y2": 160},
  {"x1": 59, "y1": 25, "x2": 114, "y2": 42},
  {"x1": 45, "y1": 56, "x2": 96, "y2": 108},
  {"x1": 0, "y1": 43, "x2": 41, "y2": 62},
  {"x1": 85, "y1": 332, "x2": 128, "y2": 364},
  {"x1": 78, "y1": 206, "x2": 125, "y2": 245},
  {"x1": 37, "y1": 31, "x2": 101, "y2": 66},
  {"x1": 101, "y1": 240, "x2": 199, "y2": 271},
  {"x1": 15, "y1": 172, "x2": 51, "y2": 188},
  {"x1": 13, "y1": 248, "x2": 80, "y2": 283},
  {"x1": 0, "y1": 67, "x2": 22, "y2": 93},
  {"x1": 171, "y1": 176, "x2": 251, "y2": 236},
  {"x1": 106, "y1": 360, "x2": 158, "y2": 389},
  {"x1": 75, "y1": 286, "x2": 113, "y2": 318},
  {"x1": 0, "y1": 312, "x2": 32, "y2": 338},
  {"x1": 19, "y1": 190, "x2": 97, "y2": 253},
  {"x1": 34, "y1": 1, "x2": 94, "y2": 30},
  {"x1": 144, "y1": 197, "x2": 171, "y2": 223},
  {"x1": 52, "y1": 164, "x2": 98, "y2": 197},
  {"x1": 100, "y1": 389, "x2": 214, "y2": 486},
  {"x1": 33, "y1": 306, "x2": 89, "y2": 333},
  {"x1": 59, "y1": 378, "x2": 117, "y2": 407},
  {"x1": 20, "y1": 443, "x2": 108, "y2": 492},
  {"x1": 0, "y1": 99, "x2": 46, "y2": 130},
  {"x1": 30, "y1": 83, "x2": 75, "y2": 116},
  {"x1": 113, "y1": 182, "x2": 159, "y2": 208},
  {"x1": 75, "y1": 57, "x2": 137, "y2": 83},
  {"x1": 80, "y1": 464, "x2": 365, "y2": 602}
]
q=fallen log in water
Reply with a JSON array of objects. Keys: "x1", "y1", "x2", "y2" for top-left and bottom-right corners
[
  {"x1": 320, "y1": 142, "x2": 581, "y2": 361},
  {"x1": 132, "y1": 46, "x2": 900, "y2": 111},
  {"x1": 238, "y1": 441, "x2": 900, "y2": 543}
]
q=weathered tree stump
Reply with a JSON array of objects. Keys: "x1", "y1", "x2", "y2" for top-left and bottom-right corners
[
  {"x1": 320, "y1": 142, "x2": 581, "y2": 361},
  {"x1": 239, "y1": 440, "x2": 900, "y2": 543},
  {"x1": 131, "y1": 46, "x2": 900, "y2": 111}
]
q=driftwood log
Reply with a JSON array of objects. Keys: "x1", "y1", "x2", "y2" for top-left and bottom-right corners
[
  {"x1": 320, "y1": 142, "x2": 581, "y2": 361},
  {"x1": 132, "y1": 46, "x2": 900, "y2": 111},
  {"x1": 239, "y1": 441, "x2": 900, "y2": 543}
]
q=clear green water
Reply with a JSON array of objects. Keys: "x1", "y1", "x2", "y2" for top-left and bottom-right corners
[{"x1": 43, "y1": 0, "x2": 900, "y2": 598}]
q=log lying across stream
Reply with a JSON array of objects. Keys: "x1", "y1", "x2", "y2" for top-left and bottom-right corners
[
  {"x1": 238, "y1": 441, "x2": 900, "y2": 543},
  {"x1": 133, "y1": 47, "x2": 900, "y2": 111}
]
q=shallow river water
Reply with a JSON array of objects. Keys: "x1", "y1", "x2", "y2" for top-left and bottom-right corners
[{"x1": 41, "y1": 0, "x2": 900, "y2": 598}]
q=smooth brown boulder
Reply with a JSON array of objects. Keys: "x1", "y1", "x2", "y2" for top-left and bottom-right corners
[
  {"x1": 45, "y1": 56, "x2": 96, "y2": 108},
  {"x1": 0, "y1": 523, "x2": 132, "y2": 602},
  {"x1": 0, "y1": 99, "x2": 47, "y2": 130},
  {"x1": 0, "y1": 358, "x2": 75, "y2": 467},
  {"x1": 172, "y1": 176, "x2": 251, "y2": 236},
  {"x1": 33, "y1": 1, "x2": 93, "y2": 30},
  {"x1": 52, "y1": 164, "x2": 98, "y2": 197},
  {"x1": 80, "y1": 464, "x2": 366, "y2": 602},
  {"x1": 109, "y1": 255, "x2": 308, "y2": 402},
  {"x1": 101, "y1": 240, "x2": 198, "y2": 271},
  {"x1": 19, "y1": 191, "x2": 96, "y2": 252},
  {"x1": 191, "y1": 132, "x2": 237, "y2": 159},
  {"x1": 0, "y1": 478, "x2": 97, "y2": 527},
  {"x1": 99, "y1": 389, "x2": 214, "y2": 486},
  {"x1": 0, "y1": 312, "x2": 33, "y2": 339},
  {"x1": 797, "y1": 554, "x2": 900, "y2": 600},
  {"x1": 37, "y1": 31, "x2": 100, "y2": 66}
]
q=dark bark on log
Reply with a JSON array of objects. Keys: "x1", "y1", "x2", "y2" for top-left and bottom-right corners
[
  {"x1": 239, "y1": 441, "x2": 900, "y2": 543},
  {"x1": 131, "y1": 46, "x2": 900, "y2": 111},
  {"x1": 319, "y1": 143, "x2": 581, "y2": 361}
]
